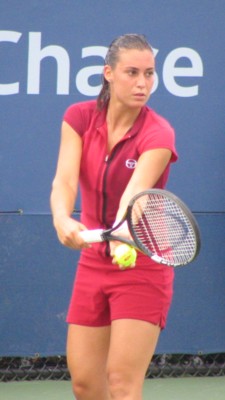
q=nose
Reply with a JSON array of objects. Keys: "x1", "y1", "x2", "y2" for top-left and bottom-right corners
[{"x1": 136, "y1": 73, "x2": 146, "y2": 88}]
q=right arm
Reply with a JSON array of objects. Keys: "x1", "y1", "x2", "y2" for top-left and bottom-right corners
[{"x1": 50, "y1": 121, "x2": 88, "y2": 250}]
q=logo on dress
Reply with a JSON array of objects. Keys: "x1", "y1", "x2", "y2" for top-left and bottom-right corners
[{"x1": 125, "y1": 159, "x2": 137, "y2": 169}]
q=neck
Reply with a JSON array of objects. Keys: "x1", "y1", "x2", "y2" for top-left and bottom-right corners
[{"x1": 106, "y1": 102, "x2": 141, "y2": 132}]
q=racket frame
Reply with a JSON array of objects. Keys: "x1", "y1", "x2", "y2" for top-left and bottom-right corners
[{"x1": 80, "y1": 189, "x2": 201, "y2": 267}]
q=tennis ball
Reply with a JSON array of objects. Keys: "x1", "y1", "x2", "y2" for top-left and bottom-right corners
[{"x1": 114, "y1": 244, "x2": 137, "y2": 270}]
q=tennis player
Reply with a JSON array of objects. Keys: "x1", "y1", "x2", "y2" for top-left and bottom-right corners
[{"x1": 50, "y1": 34, "x2": 178, "y2": 400}]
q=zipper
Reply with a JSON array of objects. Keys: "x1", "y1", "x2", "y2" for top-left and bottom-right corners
[
  {"x1": 102, "y1": 153, "x2": 114, "y2": 226},
  {"x1": 101, "y1": 133, "x2": 135, "y2": 257},
  {"x1": 101, "y1": 146, "x2": 121, "y2": 257},
  {"x1": 102, "y1": 138, "x2": 129, "y2": 226}
]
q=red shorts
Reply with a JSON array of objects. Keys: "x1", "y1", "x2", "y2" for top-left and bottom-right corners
[{"x1": 66, "y1": 251, "x2": 174, "y2": 329}]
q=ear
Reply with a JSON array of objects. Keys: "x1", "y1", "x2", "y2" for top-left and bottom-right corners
[{"x1": 104, "y1": 65, "x2": 113, "y2": 83}]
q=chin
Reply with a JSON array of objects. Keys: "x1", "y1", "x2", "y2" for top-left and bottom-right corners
[{"x1": 130, "y1": 100, "x2": 146, "y2": 108}]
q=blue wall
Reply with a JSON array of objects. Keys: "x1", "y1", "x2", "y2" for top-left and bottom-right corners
[{"x1": 0, "y1": 0, "x2": 224, "y2": 356}]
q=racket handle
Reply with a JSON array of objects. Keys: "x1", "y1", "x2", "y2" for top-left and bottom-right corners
[{"x1": 79, "y1": 229, "x2": 104, "y2": 243}]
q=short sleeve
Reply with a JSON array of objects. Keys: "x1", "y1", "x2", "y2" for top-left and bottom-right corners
[
  {"x1": 63, "y1": 100, "x2": 97, "y2": 137},
  {"x1": 138, "y1": 127, "x2": 178, "y2": 162},
  {"x1": 137, "y1": 110, "x2": 178, "y2": 163},
  {"x1": 63, "y1": 103, "x2": 84, "y2": 136}
]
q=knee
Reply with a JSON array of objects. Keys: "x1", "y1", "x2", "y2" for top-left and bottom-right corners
[
  {"x1": 71, "y1": 377, "x2": 90, "y2": 399},
  {"x1": 70, "y1": 373, "x2": 108, "y2": 399},
  {"x1": 107, "y1": 369, "x2": 133, "y2": 399}
]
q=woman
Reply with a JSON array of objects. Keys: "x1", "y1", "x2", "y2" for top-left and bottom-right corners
[{"x1": 50, "y1": 34, "x2": 178, "y2": 400}]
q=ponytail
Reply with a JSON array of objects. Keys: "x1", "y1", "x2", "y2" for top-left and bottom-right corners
[{"x1": 97, "y1": 77, "x2": 110, "y2": 110}]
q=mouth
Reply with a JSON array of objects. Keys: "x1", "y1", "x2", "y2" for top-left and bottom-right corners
[{"x1": 133, "y1": 93, "x2": 146, "y2": 97}]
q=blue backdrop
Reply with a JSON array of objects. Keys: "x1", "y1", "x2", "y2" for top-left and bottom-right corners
[{"x1": 0, "y1": 0, "x2": 224, "y2": 356}]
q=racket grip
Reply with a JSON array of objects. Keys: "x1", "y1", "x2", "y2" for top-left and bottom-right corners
[{"x1": 79, "y1": 229, "x2": 104, "y2": 243}]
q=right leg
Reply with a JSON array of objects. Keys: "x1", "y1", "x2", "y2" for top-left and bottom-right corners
[{"x1": 67, "y1": 323, "x2": 111, "y2": 400}]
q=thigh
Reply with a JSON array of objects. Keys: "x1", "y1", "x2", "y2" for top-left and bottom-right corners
[
  {"x1": 107, "y1": 319, "x2": 160, "y2": 380},
  {"x1": 67, "y1": 324, "x2": 111, "y2": 379}
]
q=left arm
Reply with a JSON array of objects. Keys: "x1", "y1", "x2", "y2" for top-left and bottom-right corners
[
  {"x1": 110, "y1": 148, "x2": 172, "y2": 258},
  {"x1": 115, "y1": 148, "x2": 172, "y2": 222}
]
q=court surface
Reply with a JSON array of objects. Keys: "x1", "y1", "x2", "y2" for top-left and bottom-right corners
[{"x1": 1, "y1": 376, "x2": 225, "y2": 400}]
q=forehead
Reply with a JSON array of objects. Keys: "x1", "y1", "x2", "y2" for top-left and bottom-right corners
[{"x1": 116, "y1": 48, "x2": 154, "y2": 67}]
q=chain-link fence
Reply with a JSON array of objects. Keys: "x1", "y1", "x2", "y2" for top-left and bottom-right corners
[{"x1": 1, "y1": 353, "x2": 225, "y2": 382}]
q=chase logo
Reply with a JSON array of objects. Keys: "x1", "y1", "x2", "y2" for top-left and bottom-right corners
[
  {"x1": 0, "y1": 31, "x2": 203, "y2": 96},
  {"x1": 125, "y1": 159, "x2": 137, "y2": 169}
]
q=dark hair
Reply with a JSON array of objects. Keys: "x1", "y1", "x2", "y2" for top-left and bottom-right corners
[{"x1": 97, "y1": 34, "x2": 153, "y2": 110}]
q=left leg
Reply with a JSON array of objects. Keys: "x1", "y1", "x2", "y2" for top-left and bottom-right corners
[{"x1": 106, "y1": 319, "x2": 160, "y2": 400}]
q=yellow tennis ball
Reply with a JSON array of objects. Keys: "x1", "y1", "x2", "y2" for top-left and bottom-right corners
[{"x1": 114, "y1": 244, "x2": 137, "y2": 269}]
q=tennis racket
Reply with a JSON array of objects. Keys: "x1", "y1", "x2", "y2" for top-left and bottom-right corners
[{"x1": 79, "y1": 189, "x2": 201, "y2": 267}]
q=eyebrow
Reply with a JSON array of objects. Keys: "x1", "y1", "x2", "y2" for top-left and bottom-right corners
[{"x1": 125, "y1": 66, "x2": 155, "y2": 71}]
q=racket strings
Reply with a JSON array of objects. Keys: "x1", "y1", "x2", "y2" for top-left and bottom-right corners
[{"x1": 131, "y1": 194, "x2": 197, "y2": 265}]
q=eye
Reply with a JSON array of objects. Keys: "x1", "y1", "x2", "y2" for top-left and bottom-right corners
[
  {"x1": 145, "y1": 70, "x2": 154, "y2": 77},
  {"x1": 127, "y1": 69, "x2": 138, "y2": 76}
]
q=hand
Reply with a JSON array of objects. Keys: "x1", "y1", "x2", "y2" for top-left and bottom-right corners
[{"x1": 53, "y1": 215, "x2": 91, "y2": 250}]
